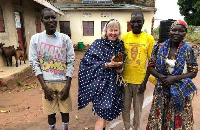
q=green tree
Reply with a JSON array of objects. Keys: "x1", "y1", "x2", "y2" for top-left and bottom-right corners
[
  {"x1": 187, "y1": 25, "x2": 197, "y2": 34},
  {"x1": 153, "y1": 26, "x2": 159, "y2": 41},
  {"x1": 185, "y1": 25, "x2": 200, "y2": 42},
  {"x1": 178, "y1": 0, "x2": 200, "y2": 26}
]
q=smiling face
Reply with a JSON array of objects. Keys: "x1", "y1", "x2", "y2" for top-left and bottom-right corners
[
  {"x1": 130, "y1": 14, "x2": 144, "y2": 34},
  {"x1": 41, "y1": 10, "x2": 57, "y2": 35},
  {"x1": 106, "y1": 24, "x2": 120, "y2": 42},
  {"x1": 170, "y1": 24, "x2": 187, "y2": 44}
]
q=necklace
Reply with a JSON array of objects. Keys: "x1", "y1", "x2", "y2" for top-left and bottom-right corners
[
  {"x1": 170, "y1": 50, "x2": 179, "y2": 60},
  {"x1": 168, "y1": 42, "x2": 182, "y2": 60}
]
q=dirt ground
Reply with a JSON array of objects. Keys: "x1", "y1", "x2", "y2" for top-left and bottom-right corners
[{"x1": 0, "y1": 50, "x2": 200, "y2": 130}]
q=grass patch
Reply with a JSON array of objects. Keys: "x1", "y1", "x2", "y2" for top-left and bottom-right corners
[{"x1": 16, "y1": 80, "x2": 24, "y2": 87}]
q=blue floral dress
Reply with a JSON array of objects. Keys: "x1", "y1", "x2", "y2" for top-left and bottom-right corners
[
  {"x1": 146, "y1": 40, "x2": 198, "y2": 130},
  {"x1": 78, "y1": 39, "x2": 124, "y2": 121}
]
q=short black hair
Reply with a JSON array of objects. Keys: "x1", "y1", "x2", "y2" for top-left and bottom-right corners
[
  {"x1": 41, "y1": 8, "x2": 55, "y2": 18},
  {"x1": 131, "y1": 10, "x2": 144, "y2": 20}
]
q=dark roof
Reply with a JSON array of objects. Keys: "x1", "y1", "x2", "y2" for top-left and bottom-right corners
[{"x1": 53, "y1": 3, "x2": 156, "y2": 11}]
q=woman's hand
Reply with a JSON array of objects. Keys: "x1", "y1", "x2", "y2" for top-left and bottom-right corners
[
  {"x1": 108, "y1": 61, "x2": 123, "y2": 68},
  {"x1": 105, "y1": 56, "x2": 123, "y2": 68},
  {"x1": 161, "y1": 75, "x2": 177, "y2": 87},
  {"x1": 158, "y1": 73, "x2": 167, "y2": 80},
  {"x1": 110, "y1": 56, "x2": 123, "y2": 67}
]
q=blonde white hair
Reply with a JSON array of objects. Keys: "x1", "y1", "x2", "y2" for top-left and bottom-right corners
[{"x1": 101, "y1": 19, "x2": 121, "y2": 41}]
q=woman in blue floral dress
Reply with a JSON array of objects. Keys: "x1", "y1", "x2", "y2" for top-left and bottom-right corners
[
  {"x1": 78, "y1": 19, "x2": 124, "y2": 130},
  {"x1": 146, "y1": 20, "x2": 198, "y2": 130}
]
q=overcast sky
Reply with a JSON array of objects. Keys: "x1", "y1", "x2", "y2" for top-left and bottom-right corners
[{"x1": 154, "y1": 0, "x2": 184, "y2": 28}]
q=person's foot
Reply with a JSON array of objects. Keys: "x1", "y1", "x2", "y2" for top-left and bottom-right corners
[
  {"x1": 49, "y1": 124, "x2": 57, "y2": 130},
  {"x1": 62, "y1": 122, "x2": 69, "y2": 130}
]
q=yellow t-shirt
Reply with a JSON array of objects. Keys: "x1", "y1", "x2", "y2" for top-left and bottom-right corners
[{"x1": 122, "y1": 31, "x2": 155, "y2": 84}]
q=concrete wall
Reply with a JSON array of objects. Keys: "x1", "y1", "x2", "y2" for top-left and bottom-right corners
[
  {"x1": 0, "y1": 0, "x2": 18, "y2": 66},
  {"x1": 0, "y1": 0, "x2": 17, "y2": 47},
  {"x1": 0, "y1": 0, "x2": 44, "y2": 67},
  {"x1": 22, "y1": 0, "x2": 41, "y2": 57},
  {"x1": 57, "y1": 10, "x2": 155, "y2": 45}
]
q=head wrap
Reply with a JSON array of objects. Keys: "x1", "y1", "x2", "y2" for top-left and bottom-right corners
[{"x1": 171, "y1": 20, "x2": 188, "y2": 31}]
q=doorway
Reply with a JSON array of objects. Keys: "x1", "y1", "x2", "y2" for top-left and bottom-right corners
[
  {"x1": 14, "y1": 11, "x2": 26, "y2": 51},
  {"x1": 127, "y1": 21, "x2": 131, "y2": 32},
  {"x1": 35, "y1": 16, "x2": 42, "y2": 33}
]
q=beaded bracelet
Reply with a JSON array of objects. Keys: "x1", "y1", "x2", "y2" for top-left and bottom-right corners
[{"x1": 105, "y1": 62, "x2": 109, "y2": 68}]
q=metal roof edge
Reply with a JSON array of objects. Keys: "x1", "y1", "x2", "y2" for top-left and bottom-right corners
[
  {"x1": 60, "y1": 8, "x2": 155, "y2": 11},
  {"x1": 53, "y1": 3, "x2": 156, "y2": 11},
  {"x1": 33, "y1": 0, "x2": 65, "y2": 15}
]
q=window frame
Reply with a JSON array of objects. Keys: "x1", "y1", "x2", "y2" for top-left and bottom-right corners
[
  {"x1": 101, "y1": 21, "x2": 108, "y2": 33},
  {"x1": 0, "y1": 6, "x2": 5, "y2": 33},
  {"x1": 83, "y1": 21, "x2": 94, "y2": 36},
  {"x1": 59, "y1": 21, "x2": 71, "y2": 38}
]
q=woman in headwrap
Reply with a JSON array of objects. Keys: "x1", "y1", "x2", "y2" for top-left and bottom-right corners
[
  {"x1": 78, "y1": 19, "x2": 124, "y2": 130},
  {"x1": 146, "y1": 20, "x2": 198, "y2": 129}
]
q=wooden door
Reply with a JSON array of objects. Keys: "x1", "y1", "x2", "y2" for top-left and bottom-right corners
[
  {"x1": 14, "y1": 12, "x2": 25, "y2": 51},
  {"x1": 0, "y1": 6, "x2": 5, "y2": 32},
  {"x1": 35, "y1": 17, "x2": 42, "y2": 33},
  {"x1": 127, "y1": 22, "x2": 131, "y2": 32}
]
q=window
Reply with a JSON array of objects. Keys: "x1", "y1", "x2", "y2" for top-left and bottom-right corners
[
  {"x1": 13, "y1": 0, "x2": 23, "y2": 6},
  {"x1": 59, "y1": 21, "x2": 71, "y2": 38},
  {"x1": 101, "y1": 21, "x2": 108, "y2": 32},
  {"x1": 0, "y1": 6, "x2": 5, "y2": 32},
  {"x1": 83, "y1": 21, "x2": 94, "y2": 36}
]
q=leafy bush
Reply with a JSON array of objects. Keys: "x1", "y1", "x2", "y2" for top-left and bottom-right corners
[
  {"x1": 185, "y1": 25, "x2": 200, "y2": 43},
  {"x1": 152, "y1": 26, "x2": 159, "y2": 41}
]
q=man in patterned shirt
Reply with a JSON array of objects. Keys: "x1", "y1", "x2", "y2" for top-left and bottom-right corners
[{"x1": 29, "y1": 8, "x2": 75, "y2": 130}]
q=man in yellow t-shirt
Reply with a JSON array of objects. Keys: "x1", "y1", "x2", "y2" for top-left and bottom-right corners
[{"x1": 122, "y1": 10, "x2": 155, "y2": 130}]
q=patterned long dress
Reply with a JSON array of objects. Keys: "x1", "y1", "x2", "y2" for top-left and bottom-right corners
[
  {"x1": 78, "y1": 39, "x2": 124, "y2": 121},
  {"x1": 146, "y1": 40, "x2": 198, "y2": 130}
]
